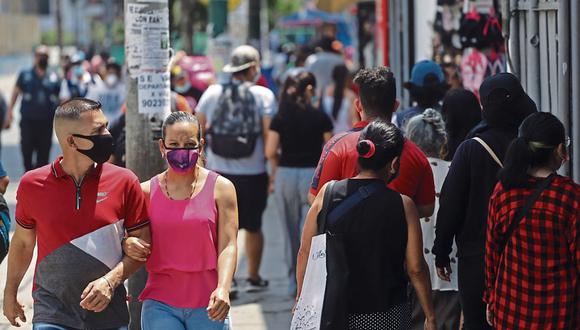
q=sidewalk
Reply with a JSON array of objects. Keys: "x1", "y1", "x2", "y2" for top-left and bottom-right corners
[{"x1": 0, "y1": 73, "x2": 294, "y2": 329}]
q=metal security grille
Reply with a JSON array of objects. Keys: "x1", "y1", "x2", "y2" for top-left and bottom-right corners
[
  {"x1": 388, "y1": 0, "x2": 413, "y2": 105},
  {"x1": 504, "y1": 0, "x2": 579, "y2": 180}
]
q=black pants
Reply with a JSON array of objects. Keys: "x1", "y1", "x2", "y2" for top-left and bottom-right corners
[
  {"x1": 458, "y1": 256, "x2": 492, "y2": 330},
  {"x1": 20, "y1": 119, "x2": 53, "y2": 171}
]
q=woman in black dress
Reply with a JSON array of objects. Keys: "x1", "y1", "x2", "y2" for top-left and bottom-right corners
[{"x1": 296, "y1": 120, "x2": 437, "y2": 330}]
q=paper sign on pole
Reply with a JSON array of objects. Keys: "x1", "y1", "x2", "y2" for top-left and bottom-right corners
[
  {"x1": 125, "y1": 3, "x2": 148, "y2": 78},
  {"x1": 140, "y1": 9, "x2": 170, "y2": 72},
  {"x1": 137, "y1": 72, "x2": 171, "y2": 117}
]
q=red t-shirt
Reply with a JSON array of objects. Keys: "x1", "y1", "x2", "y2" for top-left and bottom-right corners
[
  {"x1": 310, "y1": 121, "x2": 435, "y2": 206},
  {"x1": 16, "y1": 157, "x2": 149, "y2": 270},
  {"x1": 15, "y1": 157, "x2": 149, "y2": 328}
]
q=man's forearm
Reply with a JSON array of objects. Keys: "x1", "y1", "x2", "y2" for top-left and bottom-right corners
[
  {"x1": 103, "y1": 256, "x2": 145, "y2": 289},
  {"x1": 4, "y1": 244, "x2": 34, "y2": 297},
  {"x1": 104, "y1": 227, "x2": 150, "y2": 288}
]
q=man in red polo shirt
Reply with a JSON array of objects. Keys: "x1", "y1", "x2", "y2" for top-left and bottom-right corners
[
  {"x1": 3, "y1": 98, "x2": 150, "y2": 329},
  {"x1": 309, "y1": 67, "x2": 435, "y2": 218}
]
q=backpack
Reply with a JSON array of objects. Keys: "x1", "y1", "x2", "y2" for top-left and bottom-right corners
[
  {"x1": 0, "y1": 194, "x2": 11, "y2": 264},
  {"x1": 209, "y1": 82, "x2": 262, "y2": 159}
]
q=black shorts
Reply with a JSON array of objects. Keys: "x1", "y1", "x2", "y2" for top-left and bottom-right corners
[{"x1": 219, "y1": 172, "x2": 268, "y2": 232}]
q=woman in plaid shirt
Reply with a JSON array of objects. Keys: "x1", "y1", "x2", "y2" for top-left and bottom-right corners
[{"x1": 485, "y1": 112, "x2": 579, "y2": 329}]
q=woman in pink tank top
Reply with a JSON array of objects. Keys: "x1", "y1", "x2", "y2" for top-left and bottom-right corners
[{"x1": 123, "y1": 112, "x2": 238, "y2": 330}]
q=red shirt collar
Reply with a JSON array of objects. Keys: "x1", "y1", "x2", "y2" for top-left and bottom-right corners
[
  {"x1": 353, "y1": 120, "x2": 370, "y2": 129},
  {"x1": 51, "y1": 156, "x2": 103, "y2": 179}
]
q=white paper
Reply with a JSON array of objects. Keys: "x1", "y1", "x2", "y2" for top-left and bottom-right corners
[
  {"x1": 140, "y1": 9, "x2": 170, "y2": 72},
  {"x1": 125, "y1": 3, "x2": 148, "y2": 78},
  {"x1": 137, "y1": 72, "x2": 171, "y2": 116}
]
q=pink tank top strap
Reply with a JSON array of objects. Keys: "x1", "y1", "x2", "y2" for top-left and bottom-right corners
[
  {"x1": 195, "y1": 171, "x2": 219, "y2": 205},
  {"x1": 149, "y1": 175, "x2": 161, "y2": 202}
]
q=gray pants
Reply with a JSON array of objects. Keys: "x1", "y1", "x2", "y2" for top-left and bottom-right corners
[{"x1": 273, "y1": 167, "x2": 314, "y2": 288}]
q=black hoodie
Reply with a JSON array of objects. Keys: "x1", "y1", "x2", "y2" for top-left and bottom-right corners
[{"x1": 433, "y1": 73, "x2": 537, "y2": 265}]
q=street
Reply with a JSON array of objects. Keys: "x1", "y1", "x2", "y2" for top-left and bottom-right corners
[{"x1": 0, "y1": 72, "x2": 293, "y2": 330}]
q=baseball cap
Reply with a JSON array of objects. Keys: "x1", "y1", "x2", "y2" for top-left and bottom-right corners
[
  {"x1": 479, "y1": 72, "x2": 537, "y2": 127},
  {"x1": 406, "y1": 60, "x2": 445, "y2": 87},
  {"x1": 223, "y1": 45, "x2": 260, "y2": 73}
]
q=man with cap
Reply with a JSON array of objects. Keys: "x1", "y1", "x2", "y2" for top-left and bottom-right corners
[
  {"x1": 394, "y1": 60, "x2": 449, "y2": 135},
  {"x1": 4, "y1": 45, "x2": 61, "y2": 171},
  {"x1": 432, "y1": 73, "x2": 537, "y2": 330},
  {"x1": 197, "y1": 45, "x2": 276, "y2": 294}
]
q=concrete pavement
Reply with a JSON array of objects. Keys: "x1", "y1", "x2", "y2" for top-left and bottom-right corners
[{"x1": 0, "y1": 72, "x2": 294, "y2": 329}]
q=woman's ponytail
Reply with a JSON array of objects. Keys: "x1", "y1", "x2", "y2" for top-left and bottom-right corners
[{"x1": 498, "y1": 137, "x2": 533, "y2": 189}]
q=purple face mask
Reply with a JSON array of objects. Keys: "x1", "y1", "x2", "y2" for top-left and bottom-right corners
[{"x1": 166, "y1": 149, "x2": 199, "y2": 173}]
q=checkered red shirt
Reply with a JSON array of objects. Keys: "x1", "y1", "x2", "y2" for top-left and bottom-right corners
[{"x1": 484, "y1": 175, "x2": 580, "y2": 330}]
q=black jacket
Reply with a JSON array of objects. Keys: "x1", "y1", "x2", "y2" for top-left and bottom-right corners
[{"x1": 433, "y1": 126, "x2": 515, "y2": 265}]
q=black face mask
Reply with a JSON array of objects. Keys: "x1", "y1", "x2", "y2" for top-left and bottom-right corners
[
  {"x1": 73, "y1": 134, "x2": 115, "y2": 164},
  {"x1": 37, "y1": 58, "x2": 48, "y2": 70}
]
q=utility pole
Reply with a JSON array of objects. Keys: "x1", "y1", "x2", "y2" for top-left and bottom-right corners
[
  {"x1": 124, "y1": 0, "x2": 170, "y2": 328},
  {"x1": 248, "y1": 0, "x2": 260, "y2": 47},
  {"x1": 55, "y1": 0, "x2": 63, "y2": 51}
]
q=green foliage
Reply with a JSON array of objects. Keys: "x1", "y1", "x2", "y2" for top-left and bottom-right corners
[
  {"x1": 268, "y1": 0, "x2": 302, "y2": 28},
  {"x1": 40, "y1": 31, "x2": 76, "y2": 46}
]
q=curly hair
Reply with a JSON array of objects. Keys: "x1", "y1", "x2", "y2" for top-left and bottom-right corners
[{"x1": 406, "y1": 108, "x2": 448, "y2": 159}]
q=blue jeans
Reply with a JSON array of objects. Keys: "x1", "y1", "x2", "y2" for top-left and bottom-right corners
[
  {"x1": 141, "y1": 299, "x2": 230, "y2": 330},
  {"x1": 273, "y1": 167, "x2": 315, "y2": 293},
  {"x1": 33, "y1": 323, "x2": 127, "y2": 330}
]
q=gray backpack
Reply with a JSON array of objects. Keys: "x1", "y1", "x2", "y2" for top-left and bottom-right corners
[{"x1": 209, "y1": 82, "x2": 262, "y2": 158}]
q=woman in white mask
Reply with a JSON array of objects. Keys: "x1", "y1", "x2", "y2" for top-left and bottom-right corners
[{"x1": 86, "y1": 62, "x2": 125, "y2": 122}]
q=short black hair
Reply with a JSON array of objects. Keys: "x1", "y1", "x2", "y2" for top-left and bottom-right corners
[
  {"x1": 54, "y1": 98, "x2": 102, "y2": 121},
  {"x1": 357, "y1": 120, "x2": 404, "y2": 171},
  {"x1": 353, "y1": 67, "x2": 397, "y2": 119},
  {"x1": 106, "y1": 62, "x2": 122, "y2": 75}
]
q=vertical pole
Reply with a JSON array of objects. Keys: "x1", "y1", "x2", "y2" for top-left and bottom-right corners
[
  {"x1": 508, "y1": 0, "x2": 520, "y2": 76},
  {"x1": 248, "y1": 0, "x2": 260, "y2": 46},
  {"x1": 526, "y1": 0, "x2": 540, "y2": 105},
  {"x1": 557, "y1": 0, "x2": 570, "y2": 175},
  {"x1": 55, "y1": 0, "x2": 63, "y2": 51},
  {"x1": 124, "y1": 1, "x2": 169, "y2": 329},
  {"x1": 259, "y1": 0, "x2": 270, "y2": 61},
  {"x1": 571, "y1": 0, "x2": 580, "y2": 181},
  {"x1": 104, "y1": 0, "x2": 114, "y2": 51}
]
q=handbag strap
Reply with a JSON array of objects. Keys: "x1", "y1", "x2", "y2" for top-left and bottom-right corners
[
  {"x1": 327, "y1": 181, "x2": 384, "y2": 227},
  {"x1": 473, "y1": 137, "x2": 503, "y2": 168},
  {"x1": 317, "y1": 181, "x2": 336, "y2": 235},
  {"x1": 499, "y1": 174, "x2": 556, "y2": 253},
  {"x1": 317, "y1": 180, "x2": 384, "y2": 234}
]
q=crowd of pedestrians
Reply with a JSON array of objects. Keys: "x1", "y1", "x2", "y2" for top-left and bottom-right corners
[{"x1": 0, "y1": 38, "x2": 578, "y2": 330}]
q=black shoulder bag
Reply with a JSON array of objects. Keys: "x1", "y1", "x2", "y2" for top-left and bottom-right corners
[{"x1": 317, "y1": 180, "x2": 384, "y2": 330}]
